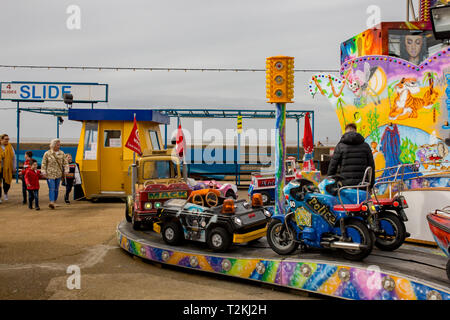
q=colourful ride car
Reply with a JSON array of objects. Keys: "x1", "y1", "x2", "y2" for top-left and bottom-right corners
[
  {"x1": 248, "y1": 157, "x2": 299, "y2": 205},
  {"x1": 427, "y1": 207, "x2": 450, "y2": 280},
  {"x1": 187, "y1": 179, "x2": 238, "y2": 199},
  {"x1": 125, "y1": 150, "x2": 191, "y2": 230},
  {"x1": 155, "y1": 193, "x2": 272, "y2": 252}
]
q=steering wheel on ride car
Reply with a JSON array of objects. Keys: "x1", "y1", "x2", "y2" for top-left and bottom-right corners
[
  {"x1": 205, "y1": 191, "x2": 219, "y2": 207},
  {"x1": 191, "y1": 193, "x2": 205, "y2": 206}
]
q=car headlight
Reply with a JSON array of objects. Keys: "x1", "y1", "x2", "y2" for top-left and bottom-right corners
[
  {"x1": 144, "y1": 202, "x2": 153, "y2": 210},
  {"x1": 263, "y1": 209, "x2": 272, "y2": 217},
  {"x1": 154, "y1": 202, "x2": 162, "y2": 209},
  {"x1": 234, "y1": 217, "x2": 242, "y2": 226}
]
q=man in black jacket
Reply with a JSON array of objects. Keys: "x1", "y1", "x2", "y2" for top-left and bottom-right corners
[{"x1": 327, "y1": 123, "x2": 375, "y2": 187}]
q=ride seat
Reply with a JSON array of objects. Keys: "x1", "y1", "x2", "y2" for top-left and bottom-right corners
[
  {"x1": 333, "y1": 203, "x2": 364, "y2": 212},
  {"x1": 372, "y1": 198, "x2": 393, "y2": 206}
]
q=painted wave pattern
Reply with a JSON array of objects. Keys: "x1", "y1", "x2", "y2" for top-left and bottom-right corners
[{"x1": 117, "y1": 231, "x2": 450, "y2": 300}]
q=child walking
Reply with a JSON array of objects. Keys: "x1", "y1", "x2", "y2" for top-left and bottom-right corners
[
  {"x1": 64, "y1": 154, "x2": 77, "y2": 204},
  {"x1": 21, "y1": 151, "x2": 33, "y2": 205},
  {"x1": 24, "y1": 159, "x2": 40, "y2": 210}
]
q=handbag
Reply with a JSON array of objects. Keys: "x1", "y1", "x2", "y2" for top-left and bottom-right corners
[{"x1": 51, "y1": 152, "x2": 66, "y2": 183}]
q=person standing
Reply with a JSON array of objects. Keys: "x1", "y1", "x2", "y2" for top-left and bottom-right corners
[
  {"x1": 41, "y1": 139, "x2": 68, "y2": 209},
  {"x1": 0, "y1": 134, "x2": 16, "y2": 203},
  {"x1": 64, "y1": 154, "x2": 80, "y2": 204},
  {"x1": 327, "y1": 123, "x2": 375, "y2": 187},
  {"x1": 21, "y1": 151, "x2": 33, "y2": 205},
  {"x1": 24, "y1": 159, "x2": 40, "y2": 210}
]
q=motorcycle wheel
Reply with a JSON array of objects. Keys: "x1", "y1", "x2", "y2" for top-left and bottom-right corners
[
  {"x1": 266, "y1": 219, "x2": 299, "y2": 255},
  {"x1": 374, "y1": 211, "x2": 406, "y2": 251},
  {"x1": 340, "y1": 218, "x2": 373, "y2": 261}
]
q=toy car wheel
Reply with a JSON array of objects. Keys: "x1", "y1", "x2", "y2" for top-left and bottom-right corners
[
  {"x1": 131, "y1": 212, "x2": 142, "y2": 231},
  {"x1": 340, "y1": 218, "x2": 373, "y2": 261},
  {"x1": 162, "y1": 221, "x2": 184, "y2": 246},
  {"x1": 225, "y1": 189, "x2": 236, "y2": 199},
  {"x1": 267, "y1": 219, "x2": 298, "y2": 255},
  {"x1": 260, "y1": 191, "x2": 271, "y2": 205},
  {"x1": 374, "y1": 211, "x2": 406, "y2": 251},
  {"x1": 125, "y1": 195, "x2": 133, "y2": 223},
  {"x1": 207, "y1": 227, "x2": 232, "y2": 252}
]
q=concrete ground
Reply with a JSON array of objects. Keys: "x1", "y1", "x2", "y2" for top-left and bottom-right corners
[{"x1": 0, "y1": 181, "x2": 317, "y2": 300}]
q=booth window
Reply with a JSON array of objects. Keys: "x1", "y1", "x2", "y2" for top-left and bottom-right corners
[
  {"x1": 149, "y1": 130, "x2": 161, "y2": 150},
  {"x1": 104, "y1": 130, "x2": 122, "y2": 148},
  {"x1": 142, "y1": 160, "x2": 175, "y2": 180},
  {"x1": 83, "y1": 121, "x2": 98, "y2": 160}
]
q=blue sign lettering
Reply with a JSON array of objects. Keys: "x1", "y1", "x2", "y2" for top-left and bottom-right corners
[
  {"x1": 31, "y1": 86, "x2": 41, "y2": 99},
  {"x1": 49, "y1": 86, "x2": 59, "y2": 99},
  {"x1": 61, "y1": 85, "x2": 71, "y2": 96},
  {"x1": 19, "y1": 85, "x2": 30, "y2": 99}
]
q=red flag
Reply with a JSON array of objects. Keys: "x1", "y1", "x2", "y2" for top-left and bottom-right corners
[
  {"x1": 125, "y1": 115, "x2": 142, "y2": 155},
  {"x1": 176, "y1": 123, "x2": 185, "y2": 158},
  {"x1": 302, "y1": 112, "x2": 316, "y2": 171}
]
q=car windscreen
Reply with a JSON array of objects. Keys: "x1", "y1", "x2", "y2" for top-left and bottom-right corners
[{"x1": 142, "y1": 160, "x2": 176, "y2": 180}]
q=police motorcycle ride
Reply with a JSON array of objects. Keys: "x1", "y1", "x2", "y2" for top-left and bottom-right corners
[
  {"x1": 266, "y1": 177, "x2": 375, "y2": 261},
  {"x1": 320, "y1": 167, "x2": 408, "y2": 251}
]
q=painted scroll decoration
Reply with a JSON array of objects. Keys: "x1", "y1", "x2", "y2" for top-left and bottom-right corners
[{"x1": 309, "y1": 49, "x2": 450, "y2": 183}]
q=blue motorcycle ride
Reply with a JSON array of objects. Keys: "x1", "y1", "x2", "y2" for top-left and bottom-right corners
[
  {"x1": 320, "y1": 168, "x2": 408, "y2": 251},
  {"x1": 267, "y1": 178, "x2": 375, "y2": 261}
]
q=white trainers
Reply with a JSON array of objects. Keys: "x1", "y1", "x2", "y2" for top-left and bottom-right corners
[{"x1": 3, "y1": 194, "x2": 8, "y2": 201}]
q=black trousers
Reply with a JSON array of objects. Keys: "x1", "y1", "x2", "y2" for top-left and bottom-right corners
[
  {"x1": 21, "y1": 176, "x2": 27, "y2": 203},
  {"x1": 27, "y1": 190, "x2": 39, "y2": 208},
  {"x1": 65, "y1": 179, "x2": 74, "y2": 201},
  {"x1": 0, "y1": 170, "x2": 11, "y2": 197}
]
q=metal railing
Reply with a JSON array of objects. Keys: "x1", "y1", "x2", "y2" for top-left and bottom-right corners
[{"x1": 373, "y1": 160, "x2": 450, "y2": 198}]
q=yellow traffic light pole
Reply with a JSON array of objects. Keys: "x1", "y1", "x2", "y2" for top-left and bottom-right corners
[{"x1": 266, "y1": 56, "x2": 294, "y2": 216}]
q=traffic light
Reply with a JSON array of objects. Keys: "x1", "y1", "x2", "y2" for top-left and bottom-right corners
[{"x1": 266, "y1": 56, "x2": 294, "y2": 103}]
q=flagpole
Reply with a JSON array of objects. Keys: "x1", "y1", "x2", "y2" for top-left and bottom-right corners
[
  {"x1": 133, "y1": 113, "x2": 136, "y2": 165},
  {"x1": 275, "y1": 103, "x2": 286, "y2": 216}
]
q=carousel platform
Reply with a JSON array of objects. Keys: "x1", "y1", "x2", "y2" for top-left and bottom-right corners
[{"x1": 117, "y1": 220, "x2": 450, "y2": 300}]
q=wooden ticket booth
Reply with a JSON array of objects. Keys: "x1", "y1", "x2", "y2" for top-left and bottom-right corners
[{"x1": 68, "y1": 109, "x2": 170, "y2": 199}]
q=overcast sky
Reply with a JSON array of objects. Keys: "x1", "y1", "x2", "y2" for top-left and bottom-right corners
[{"x1": 0, "y1": 0, "x2": 419, "y2": 145}]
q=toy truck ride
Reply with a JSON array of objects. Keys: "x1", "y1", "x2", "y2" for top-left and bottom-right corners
[
  {"x1": 125, "y1": 150, "x2": 191, "y2": 230},
  {"x1": 248, "y1": 157, "x2": 299, "y2": 205}
]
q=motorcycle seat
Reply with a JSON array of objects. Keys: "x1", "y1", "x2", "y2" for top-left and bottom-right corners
[
  {"x1": 333, "y1": 204, "x2": 364, "y2": 212},
  {"x1": 372, "y1": 198, "x2": 393, "y2": 206}
]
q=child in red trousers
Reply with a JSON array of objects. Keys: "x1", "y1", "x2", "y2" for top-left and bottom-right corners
[{"x1": 24, "y1": 159, "x2": 40, "y2": 210}]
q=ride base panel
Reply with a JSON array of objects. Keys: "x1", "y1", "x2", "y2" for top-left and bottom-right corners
[{"x1": 117, "y1": 221, "x2": 450, "y2": 300}]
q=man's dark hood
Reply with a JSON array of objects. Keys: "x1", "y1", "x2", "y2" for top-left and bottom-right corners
[{"x1": 340, "y1": 131, "x2": 365, "y2": 145}]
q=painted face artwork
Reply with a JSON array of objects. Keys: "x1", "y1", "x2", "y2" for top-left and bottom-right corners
[{"x1": 405, "y1": 35, "x2": 423, "y2": 63}]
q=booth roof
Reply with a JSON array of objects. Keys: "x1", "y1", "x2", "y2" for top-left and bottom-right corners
[{"x1": 67, "y1": 108, "x2": 170, "y2": 124}]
